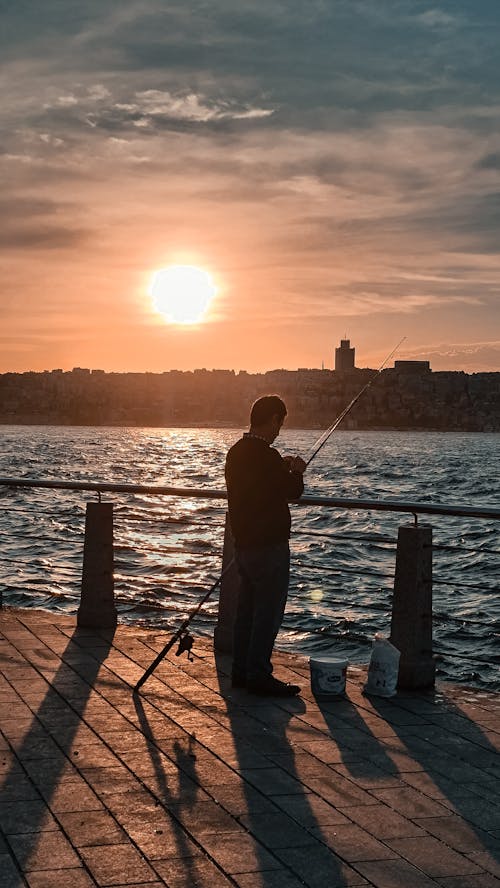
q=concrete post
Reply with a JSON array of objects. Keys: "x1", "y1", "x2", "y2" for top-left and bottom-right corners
[
  {"x1": 213, "y1": 512, "x2": 240, "y2": 653},
  {"x1": 78, "y1": 502, "x2": 117, "y2": 629},
  {"x1": 390, "y1": 523, "x2": 435, "y2": 689}
]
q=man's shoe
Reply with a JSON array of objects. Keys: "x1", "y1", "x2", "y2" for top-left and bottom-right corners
[{"x1": 247, "y1": 676, "x2": 300, "y2": 697}]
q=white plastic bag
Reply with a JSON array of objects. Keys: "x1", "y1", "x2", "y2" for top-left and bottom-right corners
[{"x1": 364, "y1": 633, "x2": 400, "y2": 697}]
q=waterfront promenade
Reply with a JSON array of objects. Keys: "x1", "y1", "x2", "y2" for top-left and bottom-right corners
[{"x1": 1, "y1": 608, "x2": 499, "y2": 888}]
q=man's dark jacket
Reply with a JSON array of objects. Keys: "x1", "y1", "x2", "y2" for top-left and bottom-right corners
[{"x1": 225, "y1": 434, "x2": 304, "y2": 549}]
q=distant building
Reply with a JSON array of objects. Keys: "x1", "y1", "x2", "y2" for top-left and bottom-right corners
[
  {"x1": 335, "y1": 339, "x2": 355, "y2": 372},
  {"x1": 394, "y1": 360, "x2": 431, "y2": 374}
]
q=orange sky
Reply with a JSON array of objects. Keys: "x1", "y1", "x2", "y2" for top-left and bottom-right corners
[{"x1": 2, "y1": 3, "x2": 499, "y2": 374}]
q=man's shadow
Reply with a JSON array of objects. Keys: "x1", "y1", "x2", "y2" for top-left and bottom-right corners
[
  {"x1": 213, "y1": 649, "x2": 356, "y2": 888},
  {"x1": 0, "y1": 623, "x2": 114, "y2": 882}
]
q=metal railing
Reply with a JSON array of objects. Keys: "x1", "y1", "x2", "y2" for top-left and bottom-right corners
[
  {"x1": 1, "y1": 477, "x2": 499, "y2": 519},
  {"x1": 0, "y1": 477, "x2": 498, "y2": 689}
]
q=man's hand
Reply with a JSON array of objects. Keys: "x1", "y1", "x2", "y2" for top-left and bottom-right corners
[{"x1": 284, "y1": 455, "x2": 307, "y2": 474}]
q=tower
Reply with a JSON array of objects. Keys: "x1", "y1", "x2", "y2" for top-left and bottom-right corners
[{"x1": 335, "y1": 338, "x2": 355, "y2": 372}]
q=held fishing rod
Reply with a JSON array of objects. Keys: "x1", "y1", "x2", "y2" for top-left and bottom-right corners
[
  {"x1": 134, "y1": 337, "x2": 405, "y2": 692},
  {"x1": 303, "y1": 337, "x2": 406, "y2": 467}
]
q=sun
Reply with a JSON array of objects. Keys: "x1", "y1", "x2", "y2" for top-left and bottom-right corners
[{"x1": 150, "y1": 265, "x2": 216, "y2": 325}]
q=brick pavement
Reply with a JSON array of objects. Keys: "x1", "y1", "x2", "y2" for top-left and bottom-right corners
[{"x1": 0, "y1": 607, "x2": 499, "y2": 887}]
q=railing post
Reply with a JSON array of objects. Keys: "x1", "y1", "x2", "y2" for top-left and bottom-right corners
[
  {"x1": 390, "y1": 523, "x2": 435, "y2": 689},
  {"x1": 78, "y1": 502, "x2": 117, "y2": 629},
  {"x1": 214, "y1": 512, "x2": 240, "y2": 653}
]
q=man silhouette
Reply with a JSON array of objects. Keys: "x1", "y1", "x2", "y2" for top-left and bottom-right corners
[{"x1": 225, "y1": 395, "x2": 306, "y2": 696}]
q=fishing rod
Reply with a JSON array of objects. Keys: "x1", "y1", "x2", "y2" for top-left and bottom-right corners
[
  {"x1": 304, "y1": 337, "x2": 406, "y2": 467},
  {"x1": 133, "y1": 561, "x2": 235, "y2": 693},
  {"x1": 134, "y1": 337, "x2": 405, "y2": 691}
]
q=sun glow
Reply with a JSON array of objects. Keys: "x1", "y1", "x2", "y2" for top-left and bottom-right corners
[{"x1": 150, "y1": 265, "x2": 216, "y2": 325}]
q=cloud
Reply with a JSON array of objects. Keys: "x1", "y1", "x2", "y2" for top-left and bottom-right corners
[
  {"x1": 94, "y1": 89, "x2": 274, "y2": 131},
  {"x1": 0, "y1": 226, "x2": 88, "y2": 250},
  {"x1": 416, "y1": 9, "x2": 460, "y2": 29},
  {"x1": 476, "y1": 151, "x2": 500, "y2": 170},
  {"x1": 1, "y1": 1, "x2": 499, "y2": 371},
  {"x1": 0, "y1": 195, "x2": 88, "y2": 251},
  {"x1": 402, "y1": 340, "x2": 500, "y2": 372}
]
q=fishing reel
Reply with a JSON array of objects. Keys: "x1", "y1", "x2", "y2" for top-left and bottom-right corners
[{"x1": 176, "y1": 630, "x2": 194, "y2": 661}]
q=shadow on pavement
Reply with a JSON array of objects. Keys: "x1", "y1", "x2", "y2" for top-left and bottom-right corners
[
  {"x1": 214, "y1": 649, "x2": 360, "y2": 888},
  {"x1": 0, "y1": 623, "x2": 114, "y2": 885},
  {"x1": 365, "y1": 686, "x2": 500, "y2": 878}
]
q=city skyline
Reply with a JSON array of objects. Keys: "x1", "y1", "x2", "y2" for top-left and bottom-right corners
[{"x1": 2, "y1": 2, "x2": 500, "y2": 374}]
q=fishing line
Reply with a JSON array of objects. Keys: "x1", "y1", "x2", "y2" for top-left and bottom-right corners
[{"x1": 304, "y1": 337, "x2": 406, "y2": 467}]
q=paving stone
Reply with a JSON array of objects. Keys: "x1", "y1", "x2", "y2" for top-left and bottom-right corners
[
  {"x1": 268, "y1": 751, "x2": 347, "y2": 779},
  {"x1": 402, "y1": 769, "x2": 475, "y2": 800},
  {"x1": 25, "y1": 869, "x2": 97, "y2": 888},
  {"x1": 300, "y1": 739, "x2": 363, "y2": 764},
  {"x1": 0, "y1": 774, "x2": 41, "y2": 802},
  {"x1": 233, "y1": 870, "x2": 310, "y2": 888},
  {"x1": 68, "y1": 742, "x2": 119, "y2": 769},
  {"x1": 466, "y1": 852, "x2": 500, "y2": 878},
  {"x1": 467, "y1": 780, "x2": 500, "y2": 806},
  {"x1": 80, "y1": 765, "x2": 144, "y2": 797},
  {"x1": 438, "y1": 876, "x2": 500, "y2": 887},
  {"x1": 340, "y1": 803, "x2": 426, "y2": 839},
  {"x1": 41, "y1": 779, "x2": 104, "y2": 813},
  {"x1": 0, "y1": 800, "x2": 58, "y2": 834},
  {"x1": 438, "y1": 798, "x2": 500, "y2": 831},
  {"x1": 355, "y1": 858, "x2": 441, "y2": 887},
  {"x1": 168, "y1": 799, "x2": 241, "y2": 836},
  {"x1": 206, "y1": 783, "x2": 275, "y2": 816},
  {"x1": 153, "y1": 854, "x2": 234, "y2": 887},
  {"x1": 57, "y1": 810, "x2": 128, "y2": 847},
  {"x1": 271, "y1": 792, "x2": 351, "y2": 827},
  {"x1": 80, "y1": 843, "x2": 158, "y2": 885},
  {"x1": 239, "y1": 767, "x2": 307, "y2": 796},
  {"x1": 103, "y1": 789, "x2": 160, "y2": 818},
  {"x1": 273, "y1": 842, "x2": 369, "y2": 886},
  {"x1": 122, "y1": 819, "x2": 200, "y2": 861},
  {"x1": 364, "y1": 750, "x2": 427, "y2": 773},
  {"x1": 140, "y1": 769, "x2": 212, "y2": 807},
  {"x1": 331, "y1": 761, "x2": 405, "y2": 789},
  {"x1": 8, "y1": 731, "x2": 61, "y2": 757},
  {"x1": 239, "y1": 810, "x2": 319, "y2": 849},
  {"x1": 312, "y1": 821, "x2": 398, "y2": 862},
  {"x1": 23, "y1": 758, "x2": 81, "y2": 787},
  {"x1": 303, "y1": 772, "x2": 377, "y2": 808},
  {"x1": 215, "y1": 746, "x2": 271, "y2": 769},
  {"x1": 414, "y1": 815, "x2": 500, "y2": 854},
  {"x1": 387, "y1": 835, "x2": 483, "y2": 878},
  {"x1": 0, "y1": 751, "x2": 24, "y2": 774},
  {"x1": 0, "y1": 853, "x2": 24, "y2": 888},
  {"x1": 9, "y1": 829, "x2": 81, "y2": 871},
  {"x1": 372, "y1": 786, "x2": 453, "y2": 819},
  {"x1": 200, "y1": 832, "x2": 283, "y2": 874}
]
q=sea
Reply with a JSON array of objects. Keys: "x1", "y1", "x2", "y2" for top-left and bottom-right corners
[{"x1": 0, "y1": 425, "x2": 498, "y2": 691}]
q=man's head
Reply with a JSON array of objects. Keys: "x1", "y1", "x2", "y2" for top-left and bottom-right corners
[{"x1": 250, "y1": 395, "x2": 287, "y2": 443}]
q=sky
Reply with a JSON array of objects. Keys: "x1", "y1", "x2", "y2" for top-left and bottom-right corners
[{"x1": 1, "y1": 0, "x2": 499, "y2": 373}]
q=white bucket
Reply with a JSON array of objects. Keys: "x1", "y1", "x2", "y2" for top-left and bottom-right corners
[{"x1": 310, "y1": 657, "x2": 348, "y2": 698}]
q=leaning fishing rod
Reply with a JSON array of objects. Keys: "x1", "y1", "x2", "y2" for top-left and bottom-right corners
[
  {"x1": 133, "y1": 560, "x2": 235, "y2": 693},
  {"x1": 134, "y1": 337, "x2": 405, "y2": 692},
  {"x1": 303, "y1": 337, "x2": 406, "y2": 466}
]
